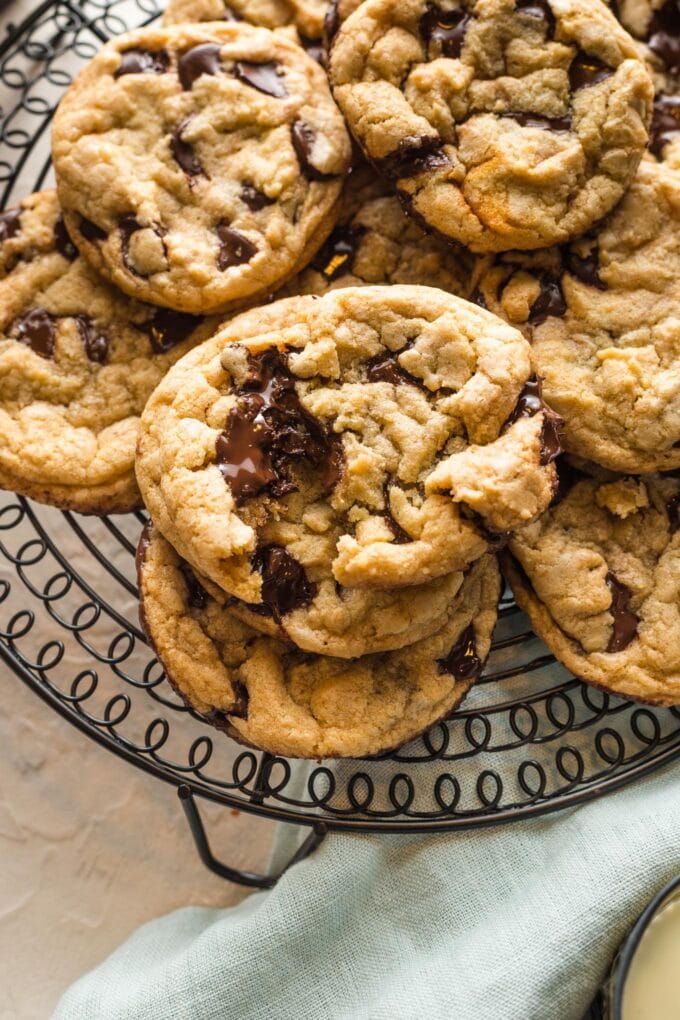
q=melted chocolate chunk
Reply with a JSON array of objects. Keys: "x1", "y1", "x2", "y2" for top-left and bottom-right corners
[
  {"x1": 178, "y1": 43, "x2": 222, "y2": 90},
  {"x1": 515, "y1": 0, "x2": 555, "y2": 36},
  {"x1": 300, "y1": 35, "x2": 326, "y2": 65},
  {"x1": 504, "y1": 378, "x2": 564, "y2": 465},
  {"x1": 0, "y1": 207, "x2": 22, "y2": 244},
  {"x1": 76, "y1": 315, "x2": 108, "y2": 363},
  {"x1": 179, "y1": 560, "x2": 209, "y2": 610},
  {"x1": 649, "y1": 93, "x2": 680, "y2": 157},
  {"x1": 291, "y1": 121, "x2": 336, "y2": 181},
  {"x1": 377, "y1": 134, "x2": 449, "y2": 180},
  {"x1": 240, "y1": 185, "x2": 274, "y2": 211},
  {"x1": 140, "y1": 307, "x2": 202, "y2": 353},
  {"x1": 569, "y1": 51, "x2": 612, "y2": 91},
  {"x1": 53, "y1": 216, "x2": 77, "y2": 261},
  {"x1": 502, "y1": 111, "x2": 572, "y2": 132},
  {"x1": 79, "y1": 216, "x2": 107, "y2": 242},
  {"x1": 384, "y1": 487, "x2": 411, "y2": 544},
  {"x1": 437, "y1": 623, "x2": 483, "y2": 680},
  {"x1": 528, "y1": 275, "x2": 567, "y2": 325},
  {"x1": 216, "y1": 223, "x2": 257, "y2": 270},
  {"x1": 229, "y1": 680, "x2": 250, "y2": 719},
  {"x1": 170, "y1": 118, "x2": 205, "y2": 182},
  {"x1": 564, "y1": 242, "x2": 605, "y2": 290},
  {"x1": 12, "y1": 307, "x2": 57, "y2": 359},
  {"x1": 119, "y1": 215, "x2": 144, "y2": 275},
  {"x1": 235, "y1": 60, "x2": 287, "y2": 97},
  {"x1": 420, "y1": 3, "x2": 473, "y2": 58},
  {"x1": 311, "y1": 225, "x2": 364, "y2": 281},
  {"x1": 366, "y1": 351, "x2": 413, "y2": 385},
  {"x1": 605, "y1": 572, "x2": 640, "y2": 653},
  {"x1": 215, "y1": 347, "x2": 343, "y2": 504},
  {"x1": 115, "y1": 48, "x2": 169, "y2": 79},
  {"x1": 648, "y1": 0, "x2": 680, "y2": 76},
  {"x1": 253, "y1": 544, "x2": 316, "y2": 620},
  {"x1": 324, "y1": 0, "x2": 341, "y2": 44}
]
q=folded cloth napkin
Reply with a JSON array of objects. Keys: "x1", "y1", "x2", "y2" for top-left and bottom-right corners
[{"x1": 53, "y1": 761, "x2": 679, "y2": 1020}]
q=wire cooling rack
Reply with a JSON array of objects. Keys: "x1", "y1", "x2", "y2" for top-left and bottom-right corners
[{"x1": 1, "y1": 0, "x2": 679, "y2": 884}]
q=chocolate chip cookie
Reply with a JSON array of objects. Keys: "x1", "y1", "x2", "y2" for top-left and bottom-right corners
[
  {"x1": 163, "y1": 0, "x2": 329, "y2": 62},
  {"x1": 135, "y1": 286, "x2": 560, "y2": 655},
  {"x1": 138, "y1": 525, "x2": 501, "y2": 757},
  {"x1": 52, "y1": 22, "x2": 351, "y2": 315},
  {"x1": 470, "y1": 159, "x2": 680, "y2": 473},
  {"x1": 503, "y1": 470, "x2": 680, "y2": 706},
  {"x1": 281, "y1": 161, "x2": 470, "y2": 296},
  {"x1": 329, "y1": 0, "x2": 653, "y2": 253},
  {"x1": 0, "y1": 190, "x2": 210, "y2": 514}
]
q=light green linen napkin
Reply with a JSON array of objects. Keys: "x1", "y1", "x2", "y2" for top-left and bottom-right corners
[{"x1": 53, "y1": 761, "x2": 679, "y2": 1020}]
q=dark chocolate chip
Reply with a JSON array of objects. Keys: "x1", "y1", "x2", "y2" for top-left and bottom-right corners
[
  {"x1": 216, "y1": 223, "x2": 257, "y2": 270},
  {"x1": 605, "y1": 571, "x2": 639, "y2": 652},
  {"x1": 515, "y1": 0, "x2": 555, "y2": 36},
  {"x1": 178, "y1": 43, "x2": 222, "y2": 90},
  {"x1": 528, "y1": 275, "x2": 567, "y2": 325},
  {"x1": 240, "y1": 184, "x2": 274, "y2": 211},
  {"x1": 53, "y1": 216, "x2": 78, "y2": 261},
  {"x1": 649, "y1": 93, "x2": 680, "y2": 157},
  {"x1": 119, "y1": 215, "x2": 144, "y2": 276},
  {"x1": 179, "y1": 560, "x2": 209, "y2": 610},
  {"x1": 0, "y1": 207, "x2": 22, "y2": 244},
  {"x1": 215, "y1": 347, "x2": 343, "y2": 504},
  {"x1": 300, "y1": 35, "x2": 326, "y2": 65},
  {"x1": 11, "y1": 307, "x2": 57, "y2": 359},
  {"x1": 564, "y1": 242, "x2": 606, "y2": 290},
  {"x1": 310, "y1": 224, "x2": 364, "y2": 281},
  {"x1": 253, "y1": 544, "x2": 316, "y2": 620},
  {"x1": 384, "y1": 486, "x2": 411, "y2": 544},
  {"x1": 75, "y1": 315, "x2": 108, "y2": 363},
  {"x1": 569, "y1": 51, "x2": 612, "y2": 91},
  {"x1": 324, "y1": 0, "x2": 341, "y2": 44},
  {"x1": 648, "y1": 0, "x2": 680, "y2": 76},
  {"x1": 420, "y1": 3, "x2": 473, "y2": 58},
  {"x1": 234, "y1": 60, "x2": 287, "y2": 97},
  {"x1": 229, "y1": 680, "x2": 250, "y2": 719},
  {"x1": 114, "y1": 48, "x2": 170, "y2": 79},
  {"x1": 366, "y1": 351, "x2": 413, "y2": 386},
  {"x1": 79, "y1": 216, "x2": 107, "y2": 243},
  {"x1": 170, "y1": 117, "x2": 206, "y2": 182},
  {"x1": 437, "y1": 623, "x2": 483, "y2": 680},
  {"x1": 377, "y1": 134, "x2": 449, "y2": 180},
  {"x1": 139, "y1": 307, "x2": 203, "y2": 353},
  {"x1": 503, "y1": 377, "x2": 564, "y2": 465},
  {"x1": 291, "y1": 121, "x2": 337, "y2": 181},
  {"x1": 502, "y1": 111, "x2": 572, "y2": 132}
]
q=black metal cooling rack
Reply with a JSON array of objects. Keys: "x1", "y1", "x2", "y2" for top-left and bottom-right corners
[{"x1": 1, "y1": 0, "x2": 679, "y2": 889}]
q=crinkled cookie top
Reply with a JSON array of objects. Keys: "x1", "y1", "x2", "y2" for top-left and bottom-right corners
[{"x1": 329, "y1": 0, "x2": 653, "y2": 252}]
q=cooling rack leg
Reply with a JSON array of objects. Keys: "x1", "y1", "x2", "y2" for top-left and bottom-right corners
[{"x1": 178, "y1": 786, "x2": 327, "y2": 888}]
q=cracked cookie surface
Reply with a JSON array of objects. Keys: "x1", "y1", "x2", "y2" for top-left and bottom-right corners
[
  {"x1": 470, "y1": 159, "x2": 680, "y2": 473},
  {"x1": 281, "y1": 161, "x2": 470, "y2": 296},
  {"x1": 504, "y1": 470, "x2": 680, "y2": 706},
  {"x1": 329, "y1": 0, "x2": 653, "y2": 253},
  {"x1": 0, "y1": 190, "x2": 210, "y2": 514},
  {"x1": 138, "y1": 525, "x2": 501, "y2": 758},
  {"x1": 52, "y1": 22, "x2": 351, "y2": 314},
  {"x1": 136, "y1": 285, "x2": 559, "y2": 656}
]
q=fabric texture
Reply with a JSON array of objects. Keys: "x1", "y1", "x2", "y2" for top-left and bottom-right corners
[{"x1": 54, "y1": 761, "x2": 680, "y2": 1020}]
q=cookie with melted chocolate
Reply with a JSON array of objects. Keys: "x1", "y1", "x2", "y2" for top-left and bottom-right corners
[
  {"x1": 469, "y1": 159, "x2": 680, "y2": 473},
  {"x1": 329, "y1": 0, "x2": 652, "y2": 253},
  {"x1": 503, "y1": 472, "x2": 680, "y2": 706},
  {"x1": 52, "y1": 22, "x2": 350, "y2": 314},
  {"x1": 0, "y1": 190, "x2": 210, "y2": 514},
  {"x1": 137, "y1": 525, "x2": 501, "y2": 757},
  {"x1": 136, "y1": 286, "x2": 561, "y2": 656}
]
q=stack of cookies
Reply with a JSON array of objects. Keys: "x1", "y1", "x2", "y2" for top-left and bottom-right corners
[{"x1": 1, "y1": 0, "x2": 678, "y2": 758}]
